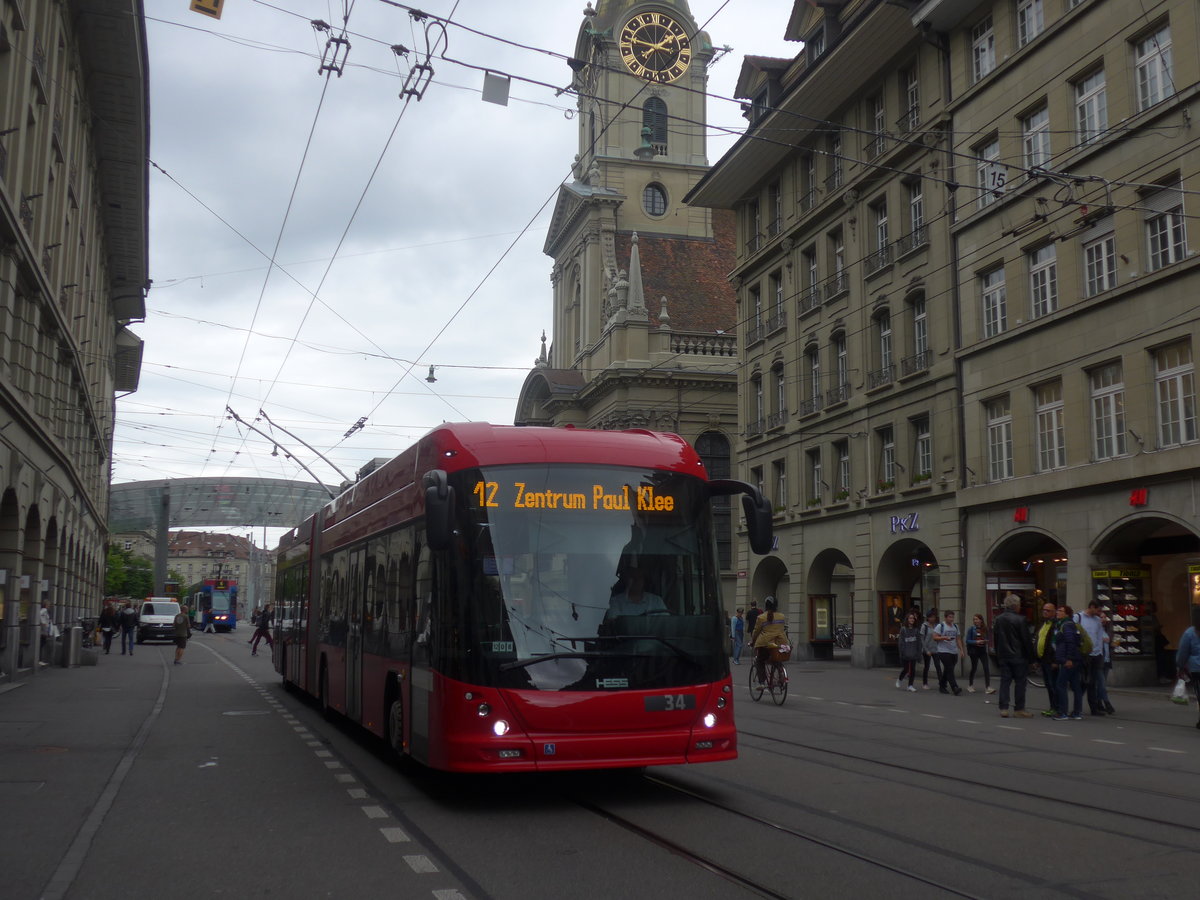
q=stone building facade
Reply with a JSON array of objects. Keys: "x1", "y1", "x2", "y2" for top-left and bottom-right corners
[
  {"x1": 0, "y1": 1, "x2": 148, "y2": 677},
  {"x1": 689, "y1": 0, "x2": 1200, "y2": 683}
]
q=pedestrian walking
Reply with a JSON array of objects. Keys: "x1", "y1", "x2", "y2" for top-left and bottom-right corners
[
  {"x1": 1175, "y1": 605, "x2": 1200, "y2": 730},
  {"x1": 1096, "y1": 609, "x2": 1116, "y2": 715},
  {"x1": 1053, "y1": 605, "x2": 1085, "y2": 720},
  {"x1": 1076, "y1": 600, "x2": 1110, "y2": 716},
  {"x1": 745, "y1": 600, "x2": 761, "y2": 637},
  {"x1": 250, "y1": 602, "x2": 275, "y2": 656},
  {"x1": 920, "y1": 609, "x2": 942, "y2": 690},
  {"x1": 993, "y1": 593, "x2": 1034, "y2": 718},
  {"x1": 173, "y1": 604, "x2": 190, "y2": 665},
  {"x1": 935, "y1": 610, "x2": 965, "y2": 695},
  {"x1": 965, "y1": 613, "x2": 994, "y2": 694},
  {"x1": 731, "y1": 608, "x2": 744, "y2": 665},
  {"x1": 118, "y1": 600, "x2": 138, "y2": 656},
  {"x1": 98, "y1": 603, "x2": 118, "y2": 654},
  {"x1": 896, "y1": 610, "x2": 921, "y2": 691}
]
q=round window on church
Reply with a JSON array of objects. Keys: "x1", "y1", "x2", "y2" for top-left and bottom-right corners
[{"x1": 642, "y1": 183, "x2": 668, "y2": 217}]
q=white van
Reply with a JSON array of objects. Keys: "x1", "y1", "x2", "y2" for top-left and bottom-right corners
[{"x1": 138, "y1": 598, "x2": 181, "y2": 644}]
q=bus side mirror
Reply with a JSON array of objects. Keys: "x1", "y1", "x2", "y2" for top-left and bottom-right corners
[
  {"x1": 708, "y1": 480, "x2": 773, "y2": 556},
  {"x1": 423, "y1": 469, "x2": 454, "y2": 551}
]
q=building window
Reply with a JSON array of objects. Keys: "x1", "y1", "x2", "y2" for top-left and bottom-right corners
[
  {"x1": 833, "y1": 332, "x2": 848, "y2": 392},
  {"x1": 1082, "y1": 218, "x2": 1117, "y2": 296},
  {"x1": 749, "y1": 285, "x2": 762, "y2": 334},
  {"x1": 912, "y1": 296, "x2": 928, "y2": 359},
  {"x1": 1035, "y1": 381, "x2": 1066, "y2": 471},
  {"x1": 806, "y1": 346, "x2": 821, "y2": 404},
  {"x1": 1134, "y1": 25, "x2": 1173, "y2": 112},
  {"x1": 976, "y1": 138, "x2": 1003, "y2": 210},
  {"x1": 751, "y1": 466, "x2": 764, "y2": 498},
  {"x1": 1017, "y1": 0, "x2": 1044, "y2": 47},
  {"x1": 769, "y1": 181, "x2": 783, "y2": 236},
  {"x1": 771, "y1": 270, "x2": 784, "y2": 321},
  {"x1": 832, "y1": 229, "x2": 845, "y2": 275},
  {"x1": 773, "y1": 459, "x2": 788, "y2": 509},
  {"x1": 752, "y1": 375, "x2": 764, "y2": 428},
  {"x1": 1090, "y1": 362, "x2": 1126, "y2": 460},
  {"x1": 972, "y1": 17, "x2": 996, "y2": 82},
  {"x1": 1075, "y1": 69, "x2": 1107, "y2": 146},
  {"x1": 123, "y1": 541, "x2": 133, "y2": 551},
  {"x1": 1028, "y1": 244, "x2": 1058, "y2": 318},
  {"x1": 774, "y1": 364, "x2": 787, "y2": 418},
  {"x1": 746, "y1": 198, "x2": 761, "y2": 252},
  {"x1": 981, "y1": 268, "x2": 1007, "y2": 338},
  {"x1": 1145, "y1": 181, "x2": 1187, "y2": 272},
  {"x1": 1155, "y1": 341, "x2": 1196, "y2": 447},
  {"x1": 1022, "y1": 105, "x2": 1050, "y2": 170},
  {"x1": 869, "y1": 93, "x2": 886, "y2": 156},
  {"x1": 873, "y1": 199, "x2": 889, "y2": 252},
  {"x1": 802, "y1": 245, "x2": 819, "y2": 309},
  {"x1": 986, "y1": 397, "x2": 1014, "y2": 481},
  {"x1": 643, "y1": 183, "x2": 667, "y2": 217},
  {"x1": 800, "y1": 154, "x2": 817, "y2": 211},
  {"x1": 877, "y1": 310, "x2": 893, "y2": 371},
  {"x1": 908, "y1": 180, "x2": 924, "y2": 232},
  {"x1": 827, "y1": 130, "x2": 843, "y2": 191},
  {"x1": 834, "y1": 440, "x2": 850, "y2": 496},
  {"x1": 912, "y1": 415, "x2": 932, "y2": 479},
  {"x1": 807, "y1": 26, "x2": 825, "y2": 63},
  {"x1": 642, "y1": 97, "x2": 668, "y2": 151},
  {"x1": 901, "y1": 65, "x2": 920, "y2": 132},
  {"x1": 807, "y1": 449, "x2": 822, "y2": 505},
  {"x1": 877, "y1": 426, "x2": 896, "y2": 489}
]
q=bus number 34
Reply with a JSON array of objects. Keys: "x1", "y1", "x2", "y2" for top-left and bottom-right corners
[{"x1": 645, "y1": 694, "x2": 696, "y2": 711}]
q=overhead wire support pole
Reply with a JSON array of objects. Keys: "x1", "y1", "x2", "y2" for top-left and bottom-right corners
[
  {"x1": 255, "y1": 408, "x2": 352, "y2": 484},
  {"x1": 225, "y1": 407, "x2": 337, "y2": 498}
]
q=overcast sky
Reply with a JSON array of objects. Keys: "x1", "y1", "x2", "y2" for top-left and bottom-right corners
[{"x1": 121, "y1": 0, "x2": 799, "y2": 537}]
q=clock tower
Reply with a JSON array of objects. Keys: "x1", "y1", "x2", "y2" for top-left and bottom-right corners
[{"x1": 516, "y1": 0, "x2": 738, "y2": 441}]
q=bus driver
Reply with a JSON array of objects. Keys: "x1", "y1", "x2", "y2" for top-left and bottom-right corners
[{"x1": 605, "y1": 561, "x2": 668, "y2": 619}]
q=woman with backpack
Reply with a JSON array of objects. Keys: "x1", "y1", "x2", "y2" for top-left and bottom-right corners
[{"x1": 1053, "y1": 604, "x2": 1086, "y2": 720}]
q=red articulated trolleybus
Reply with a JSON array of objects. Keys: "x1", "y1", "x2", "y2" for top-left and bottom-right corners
[{"x1": 273, "y1": 423, "x2": 771, "y2": 773}]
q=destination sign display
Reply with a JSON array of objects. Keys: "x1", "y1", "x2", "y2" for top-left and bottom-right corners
[{"x1": 473, "y1": 481, "x2": 676, "y2": 512}]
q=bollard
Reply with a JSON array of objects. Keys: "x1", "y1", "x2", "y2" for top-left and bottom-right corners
[{"x1": 64, "y1": 625, "x2": 82, "y2": 668}]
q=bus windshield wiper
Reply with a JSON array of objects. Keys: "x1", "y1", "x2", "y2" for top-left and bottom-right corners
[{"x1": 499, "y1": 650, "x2": 626, "y2": 672}]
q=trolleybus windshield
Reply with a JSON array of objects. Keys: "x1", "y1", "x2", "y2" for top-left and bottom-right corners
[{"x1": 451, "y1": 464, "x2": 726, "y2": 692}]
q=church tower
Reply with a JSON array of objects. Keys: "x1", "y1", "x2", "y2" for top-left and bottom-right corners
[{"x1": 515, "y1": 0, "x2": 739, "y2": 440}]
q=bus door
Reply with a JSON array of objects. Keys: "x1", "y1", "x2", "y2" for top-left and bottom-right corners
[{"x1": 346, "y1": 546, "x2": 365, "y2": 722}]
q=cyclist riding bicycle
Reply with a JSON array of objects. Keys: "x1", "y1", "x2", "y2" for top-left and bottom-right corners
[{"x1": 751, "y1": 596, "x2": 788, "y2": 685}]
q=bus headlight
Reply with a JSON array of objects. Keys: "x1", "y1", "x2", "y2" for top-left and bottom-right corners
[
  {"x1": 492, "y1": 719, "x2": 510, "y2": 736},
  {"x1": 716, "y1": 697, "x2": 727, "y2": 709},
  {"x1": 703, "y1": 713, "x2": 717, "y2": 728},
  {"x1": 476, "y1": 703, "x2": 491, "y2": 717}
]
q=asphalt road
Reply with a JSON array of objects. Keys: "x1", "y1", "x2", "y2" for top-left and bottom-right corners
[{"x1": 3, "y1": 635, "x2": 1199, "y2": 899}]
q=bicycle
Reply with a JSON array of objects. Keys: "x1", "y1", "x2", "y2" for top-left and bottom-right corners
[
  {"x1": 749, "y1": 648, "x2": 789, "y2": 705},
  {"x1": 834, "y1": 623, "x2": 853, "y2": 649}
]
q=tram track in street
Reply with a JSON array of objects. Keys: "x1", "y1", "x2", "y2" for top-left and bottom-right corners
[
  {"x1": 736, "y1": 722, "x2": 1200, "y2": 847},
  {"x1": 568, "y1": 775, "x2": 1000, "y2": 900}
]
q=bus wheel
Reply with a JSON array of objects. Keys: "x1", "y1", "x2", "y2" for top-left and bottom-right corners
[
  {"x1": 318, "y1": 662, "x2": 332, "y2": 719},
  {"x1": 387, "y1": 694, "x2": 405, "y2": 759}
]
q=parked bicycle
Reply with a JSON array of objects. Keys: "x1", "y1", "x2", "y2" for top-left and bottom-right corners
[
  {"x1": 834, "y1": 622, "x2": 853, "y2": 649},
  {"x1": 749, "y1": 645, "x2": 790, "y2": 705}
]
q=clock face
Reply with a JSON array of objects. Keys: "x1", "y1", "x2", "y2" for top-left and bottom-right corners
[{"x1": 619, "y1": 12, "x2": 692, "y2": 83}]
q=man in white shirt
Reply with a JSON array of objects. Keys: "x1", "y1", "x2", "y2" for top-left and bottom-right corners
[{"x1": 1077, "y1": 600, "x2": 1110, "y2": 716}]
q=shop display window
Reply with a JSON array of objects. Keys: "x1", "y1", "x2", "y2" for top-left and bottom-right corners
[{"x1": 1092, "y1": 567, "x2": 1147, "y2": 657}]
